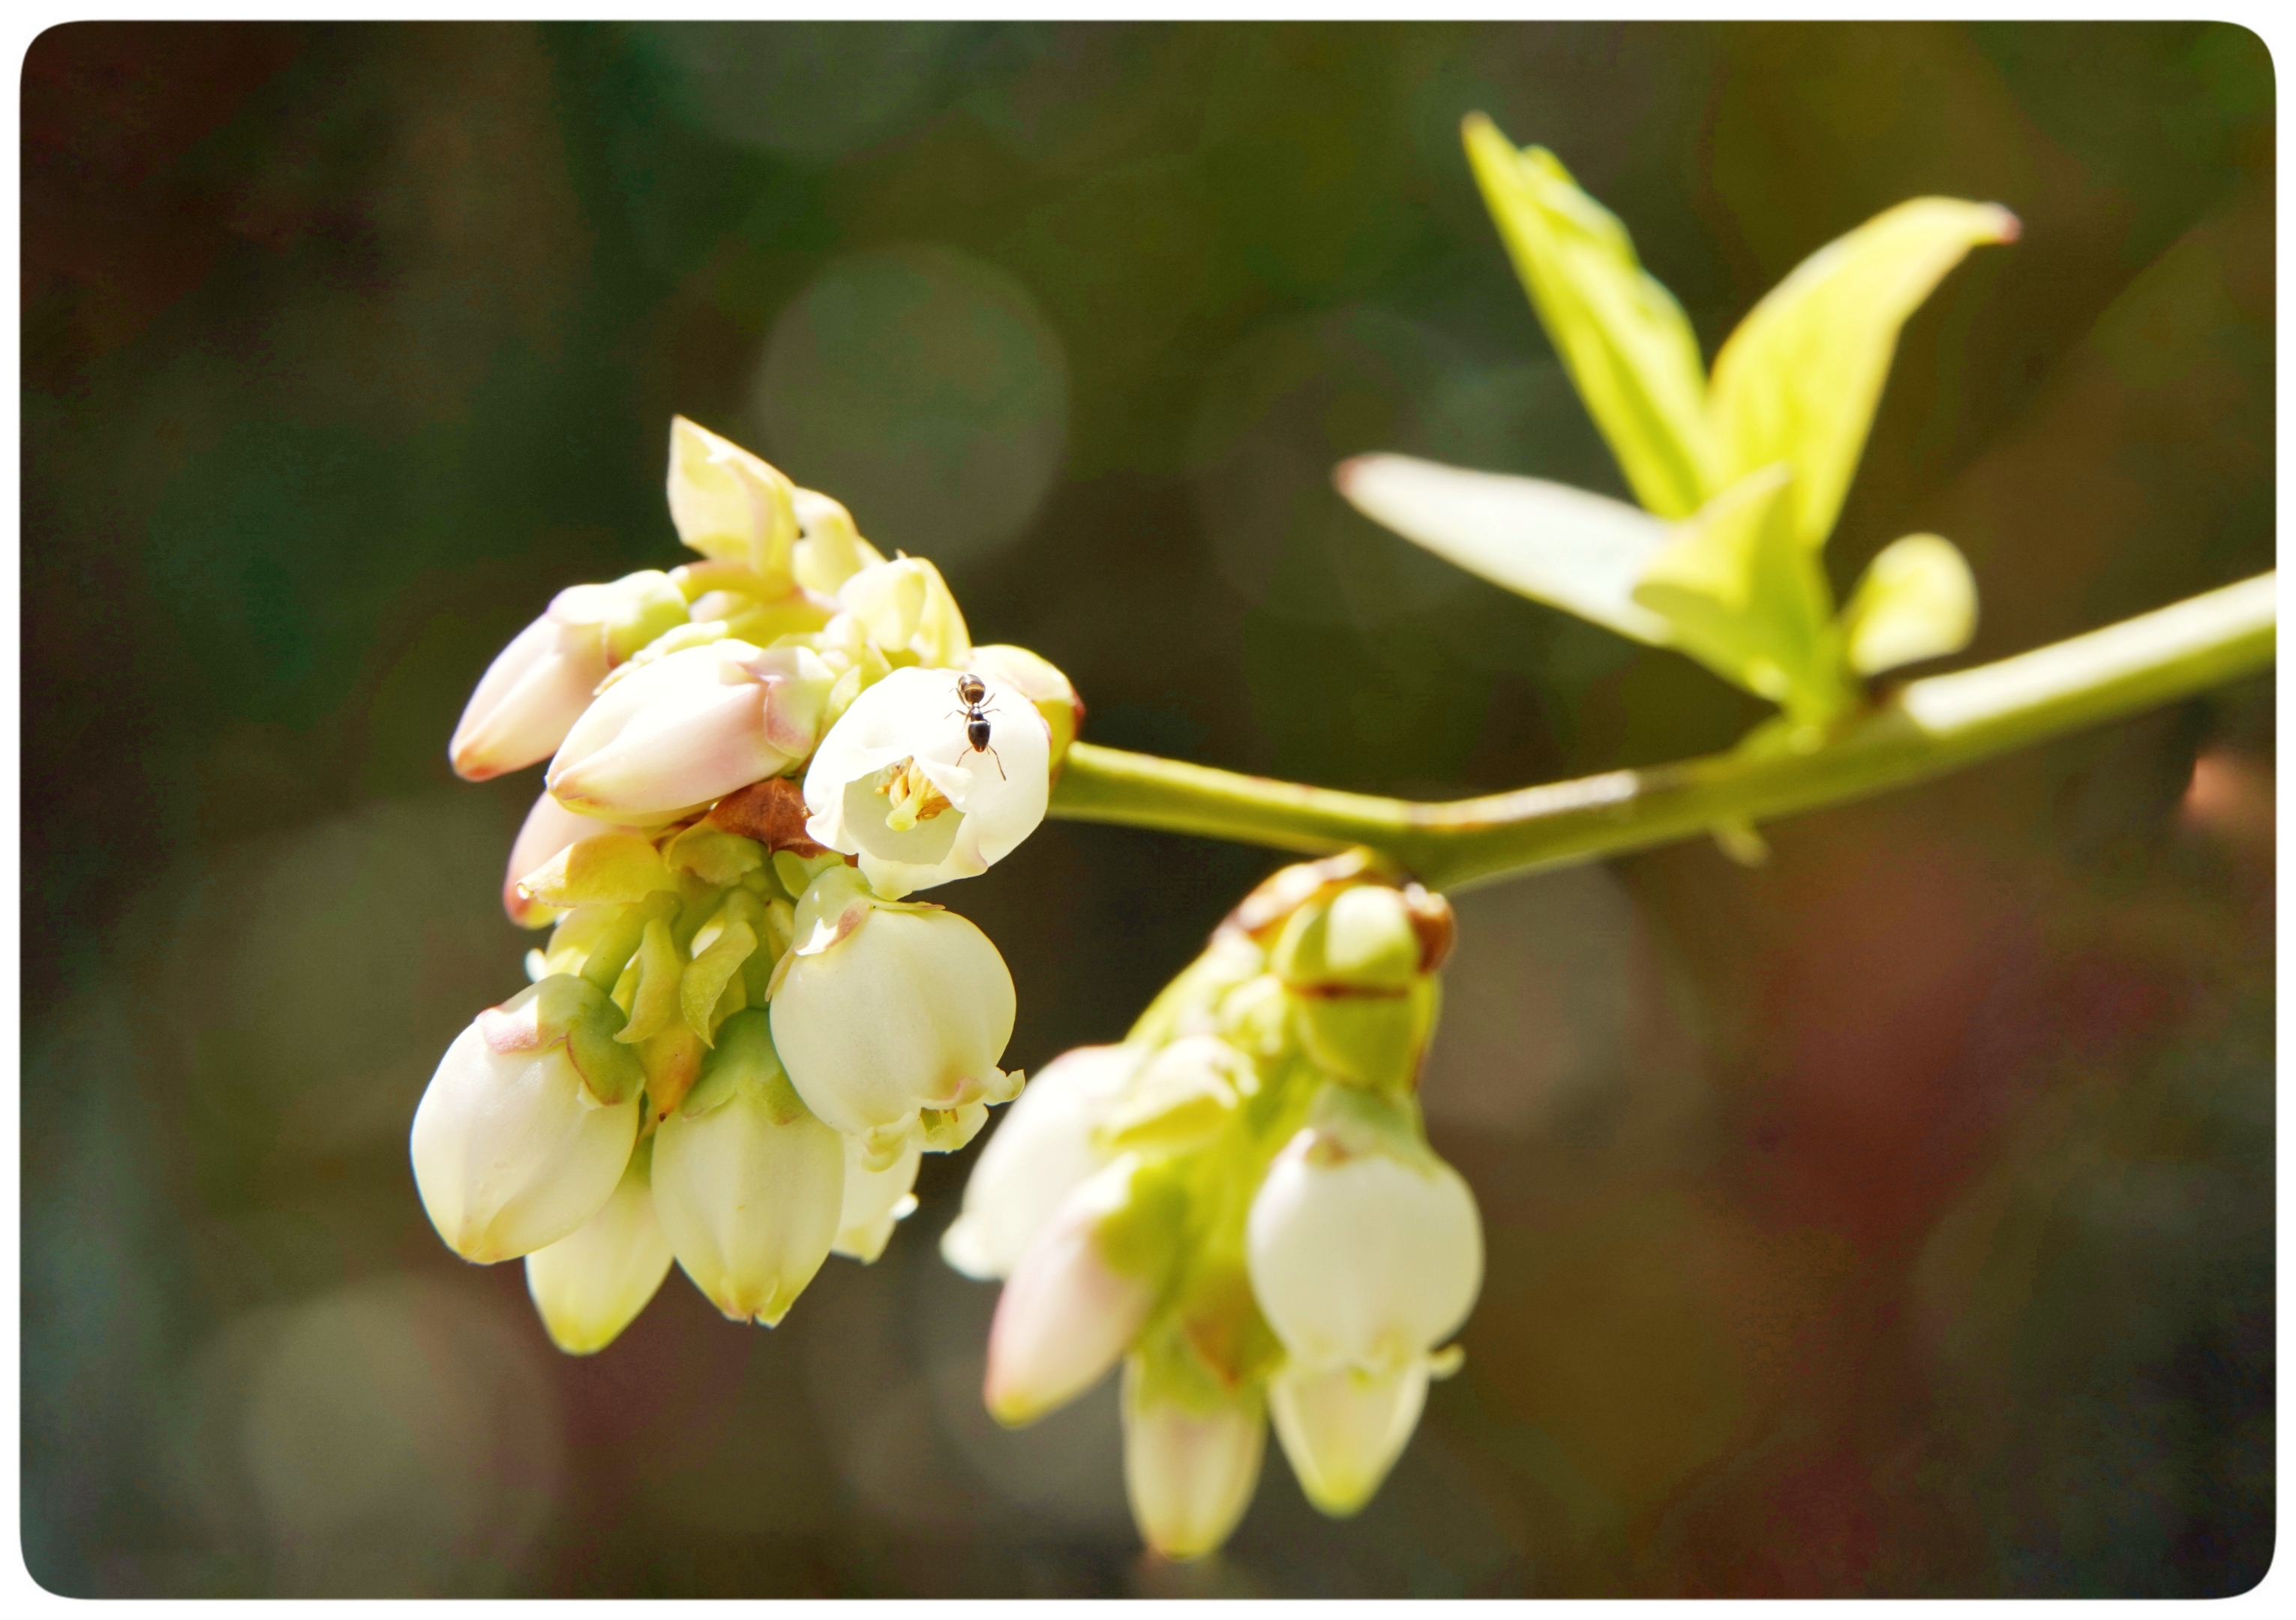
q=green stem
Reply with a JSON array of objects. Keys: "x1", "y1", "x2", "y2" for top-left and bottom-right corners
[{"x1": 1049, "y1": 572, "x2": 2276, "y2": 892}]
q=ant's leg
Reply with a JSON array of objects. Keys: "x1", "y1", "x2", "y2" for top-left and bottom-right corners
[{"x1": 988, "y1": 745, "x2": 1006, "y2": 782}]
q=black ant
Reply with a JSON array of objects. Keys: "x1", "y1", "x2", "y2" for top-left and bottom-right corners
[{"x1": 950, "y1": 672, "x2": 1006, "y2": 780}]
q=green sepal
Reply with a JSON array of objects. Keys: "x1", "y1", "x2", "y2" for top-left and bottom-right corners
[
  {"x1": 1100, "y1": 1044, "x2": 1250, "y2": 1158},
  {"x1": 531, "y1": 974, "x2": 644, "y2": 1107},
  {"x1": 663, "y1": 823, "x2": 767, "y2": 886},
  {"x1": 681, "y1": 1006, "x2": 811, "y2": 1124},
  {"x1": 520, "y1": 830, "x2": 681, "y2": 909},
  {"x1": 601, "y1": 570, "x2": 698, "y2": 662},
  {"x1": 614, "y1": 916, "x2": 685, "y2": 1045},
  {"x1": 576, "y1": 891, "x2": 681, "y2": 993},
  {"x1": 771, "y1": 848, "x2": 847, "y2": 903},
  {"x1": 1095, "y1": 1156, "x2": 1192, "y2": 1292},
  {"x1": 683, "y1": 892, "x2": 763, "y2": 1045}
]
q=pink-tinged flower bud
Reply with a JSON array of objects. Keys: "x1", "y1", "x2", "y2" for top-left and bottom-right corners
[
  {"x1": 524, "y1": 1136, "x2": 674, "y2": 1354},
  {"x1": 1121, "y1": 1360, "x2": 1266, "y2": 1561},
  {"x1": 545, "y1": 639, "x2": 835, "y2": 826},
  {"x1": 1265, "y1": 1361, "x2": 1429, "y2": 1519},
  {"x1": 940, "y1": 1043, "x2": 1140, "y2": 1280},
  {"x1": 769, "y1": 866, "x2": 1021, "y2": 1159},
  {"x1": 503, "y1": 791, "x2": 635, "y2": 928},
  {"x1": 410, "y1": 977, "x2": 644, "y2": 1264},
  {"x1": 830, "y1": 1136, "x2": 920, "y2": 1264},
  {"x1": 984, "y1": 1157, "x2": 1159, "y2": 1427},
  {"x1": 650, "y1": 1010, "x2": 844, "y2": 1327},
  {"x1": 801, "y1": 664, "x2": 1051, "y2": 898},
  {"x1": 449, "y1": 572, "x2": 690, "y2": 781}
]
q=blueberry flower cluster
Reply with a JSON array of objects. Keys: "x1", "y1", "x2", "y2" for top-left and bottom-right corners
[
  {"x1": 942, "y1": 852, "x2": 1482, "y2": 1558},
  {"x1": 413, "y1": 418, "x2": 1081, "y2": 1353}
]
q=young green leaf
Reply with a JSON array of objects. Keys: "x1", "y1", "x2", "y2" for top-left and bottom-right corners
[
  {"x1": 1335, "y1": 453, "x2": 1674, "y2": 645},
  {"x1": 1631, "y1": 464, "x2": 1850, "y2": 722},
  {"x1": 1707, "y1": 199, "x2": 2018, "y2": 550},
  {"x1": 1839, "y1": 532, "x2": 1979, "y2": 675},
  {"x1": 1462, "y1": 116, "x2": 1717, "y2": 520}
]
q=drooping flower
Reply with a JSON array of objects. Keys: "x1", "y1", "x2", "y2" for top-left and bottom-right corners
[
  {"x1": 1121, "y1": 1360, "x2": 1267, "y2": 1562},
  {"x1": 939, "y1": 1042, "x2": 1141, "y2": 1280},
  {"x1": 503, "y1": 790, "x2": 636, "y2": 928},
  {"x1": 1245, "y1": 1084, "x2": 1481, "y2": 1515},
  {"x1": 649, "y1": 1009, "x2": 845, "y2": 1327},
  {"x1": 546, "y1": 638, "x2": 835, "y2": 826},
  {"x1": 410, "y1": 976, "x2": 644, "y2": 1264},
  {"x1": 449, "y1": 571, "x2": 690, "y2": 781},
  {"x1": 524, "y1": 1136, "x2": 674, "y2": 1354},
  {"x1": 801, "y1": 664, "x2": 1051, "y2": 898},
  {"x1": 768, "y1": 865, "x2": 1022, "y2": 1163}
]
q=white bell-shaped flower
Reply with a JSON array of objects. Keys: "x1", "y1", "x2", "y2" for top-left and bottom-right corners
[
  {"x1": 449, "y1": 571, "x2": 689, "y2": 781},
  {"x1": 1244, "y1": 1088, "x2": 1480, "y2": 1516},
  {"x1": 1265, "y1": 1361, "x2": 1430, "y2": 1519},
  {"x1": 524, "y1": 1137, "x2": 674, "y2": 1354},
  {"x1": 1121, "y1": 1360, "x2": 1266, "y2": 1562},
  {"x1": 983, "y1": 1156, "x2": 1158, "y2": 1427},
  {"x1": 940, "y1": 1043, "x2": 1141, "y2": 1280},
  {"x1": 547, "y1": 638, "x2": 834, "y2": 825},
  {"x1": 769, "y1": 866, "x2": 1021, "y2": 1162},
  {"x1": 649, "y1": 1010, "x2": 845, "y2": 1327},
  {"x1": 831, "y1": 1136, "x2": 921, "y2": 1264},
  {"x1": 801, "y1": 664, "x2": 1049, "y2": 898},
  {"x1": 410, "y1": 980, "x2": 643, "y2": 1264}
]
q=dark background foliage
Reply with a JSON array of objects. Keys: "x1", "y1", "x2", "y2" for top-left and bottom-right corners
[{"x1": 20, "y1": 20, "x2": 2273, "y2": 1597}]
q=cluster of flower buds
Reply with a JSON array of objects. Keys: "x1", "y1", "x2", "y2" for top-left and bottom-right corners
[
  {"x1": 943, "y1": 852, "x2": 1482, "y2": 1559},
  {"x1": 413, "y1": 418, "x2": 1082, "y2": 1354}
]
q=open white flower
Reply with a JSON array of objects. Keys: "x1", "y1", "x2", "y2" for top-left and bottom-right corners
[
  {"x1": 547, "y1": 638, "x2": 834, "y2": 826},
  {"x1": 768, "y1": 866, "x2": 1022, "y2": 1162},
  {"x1": 802, "y1": 664, "x2": 1050, "y2": 898},
  {"x1": 524, "y1": 1137, "x2": 674, "y2": 1354},
  {"x1": 410, "y1": 979, "x2": 643, "y2": 1264},
  {"x1": 940, "y1": 1042, "x2": 1141, "y2": 1281}
]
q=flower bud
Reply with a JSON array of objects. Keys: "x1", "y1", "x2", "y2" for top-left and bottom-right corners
[
  {"x1": 546, "y1": 639, "x2": 835, "y2": 825},
  {"x1": 836, "y1": 555, "x2": 971, "y2": 668},
  {"x1": 449, "y1": 572, "x2": 690, "y2": 781},
  {"x1": 410, "y1": 977, "x2": 644, "y2": 1264},
  {"x1": 650, "y1": 1010, "x2": 844, "y2": 1327},
  {"x1": 1246, "y1": 1088, "x2": 1481, "y2": 1379},
  {"x1": 524, "y1": 1136, "x2": 674, "y2": 1354},
  {"x1": 789, "y1": 486, "x2": 886, "y2": 596},
  {"x1": 832, "y1": 1136, "x2": 920, "y2": 1264},
  {"x1": 1265, "y1": 1361, "x2": 1429, "y2": 1518},
  {"x1": 966, "y1": 644, "x2": 1085, "y2": 766},
  {"x1": 666, "y1": 416, "x2": 797, "y2": 590},
  {"x1": 801, "y1": 664, "x2": 1051, "y2": 898},
  {"x1": 1122, "y1": 1358, "x2": 1266, "y2": 1562},
  {"x1": 941, "y1": 1043, "x2": 1140, "y2": 1280},
  {"x1": 983, "y1": 1156, "x2": 1163, "y2": 1427},
  {"x1": 769, "y1": 866, "x2": 1021, "y2": 1158}
]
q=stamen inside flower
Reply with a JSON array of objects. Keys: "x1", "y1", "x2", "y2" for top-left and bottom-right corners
[{"x1": 875, "y1": 757, "x2": 954, "y2": 832}]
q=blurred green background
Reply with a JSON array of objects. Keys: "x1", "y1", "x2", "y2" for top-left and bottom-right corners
[{"x1": 20, "y1": 20, "x2": 2274, "y2": 1598}]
